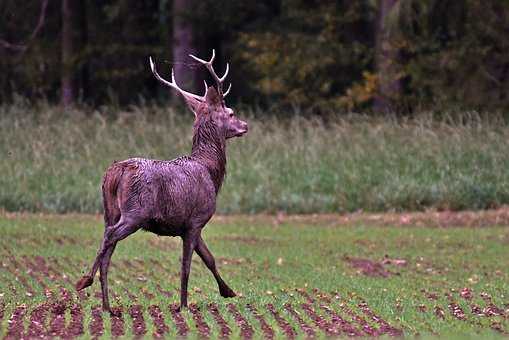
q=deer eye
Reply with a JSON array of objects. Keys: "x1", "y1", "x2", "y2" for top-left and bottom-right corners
[{"x1": 229, "y1": 112, "x2": 234, "y2": 118}]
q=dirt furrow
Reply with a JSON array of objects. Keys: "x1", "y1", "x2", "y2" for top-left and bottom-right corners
[
  {"x1": 296, "y1": 289, "x2": 315, "y2": 304},
  {"x1": 301, "y1": 303, "x2": 337, "y2": 336},
  {"x1": 480, "y1": 292, "x2": 506, "y2": 318},
  {"x1": 21, "y1": 256, "x2": 50, "y2": 292},
  {"x1": 334, "y1": 299, "x2": 378, "y2": 336},
  {"x1": 109, "y1": 306, "x2": 125, "y2": 337},
  {"x1": 156, "y1": 284, "x2": 173, "y2": 298},
  {"x1": 5, "y1": 256, "x2": 35, "y2": 296},
  {"x1": 228, "y1": 303, "x2": 254, "y2": 340},
  {"x1": 247, "y1": 304, "x2": 274, "y2": 340},
  {"x1": 48, "y1": 301, "x2": 67, "y2": 337},
  {"x1": 189, "y1": 304, "x2": 210, "y2": 338},
  {"x1": 5, "y1": 305, "x2": 27, "y2": 339},
  {"x1": 170, "y1": 303, "x2": 189, "y2": 336},
  {"x1": 313, "y1": 291, "x2": 363, "y2": 336},
  {"x1": 90, "y1": 306, "x2": 104, "y2": 338},
  {"x1": 148, "y1": 305, "x2": 169, "y2": 338},
  {"x1": 357, "y1": 300, "x2": 402, "y2": 336},
  {"x1": 129, "y1": 304, "x2": 147, "y2": 338},
  {"x1": 283, "y1": 303, "x2": 315, "y2": 338},
  {"x1": 65, "y1": 303, "x2": 84, "y2": 338},
  {"x1": 25, "y1": 303, "x2": 49, "y2": 338},
  {"x1": 320, "y1": 304, "x2": 363, "y2": 336},
  {"x1": 266, "y1": 303, "x2": 296, "y2": 339},
  {"x1": 209, "y1": 303, "x2": 232, "y2": 339}
]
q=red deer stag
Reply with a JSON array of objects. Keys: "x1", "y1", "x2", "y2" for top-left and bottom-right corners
[{"x1": 75, "y1": 50, "x2": 248, "y2": 315}]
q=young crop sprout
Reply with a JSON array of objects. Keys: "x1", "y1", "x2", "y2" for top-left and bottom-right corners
[{"x1": 75, "y1": 49, "x2": 248, "y2": 315}]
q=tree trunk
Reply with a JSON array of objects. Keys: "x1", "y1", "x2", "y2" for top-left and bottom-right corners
[
  {"x1": 61, "y1": 0, "x2": 75, "y2": 107},
  {"x1": 77, "y1": 0, "x2": 89, "y2": 101},
  {"x1": 374, "y1": 0, "x2": 401, "y2": 113},
  {"x1": 173, "y1": 0, "x2": 197, "y2": 97}
]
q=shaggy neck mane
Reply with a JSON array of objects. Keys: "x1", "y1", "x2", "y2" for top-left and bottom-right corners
[{"x1": 190, "y1": 117, "x2": 226, "y2": 193}]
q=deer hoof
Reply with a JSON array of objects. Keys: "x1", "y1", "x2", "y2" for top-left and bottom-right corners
[
  {"x1": 108, "y1": 308, "x2": 122, "y2": 317},
  {"x1": 220, "y1": 287, "x2": 236, "y2": 298},
  {"x1": 75, "y1": 275, "x2": 94, "y2": 291}
]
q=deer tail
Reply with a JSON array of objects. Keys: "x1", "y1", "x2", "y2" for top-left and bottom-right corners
[{"x1": 102, "y1": 162, "x2": 123, "y2": 227}]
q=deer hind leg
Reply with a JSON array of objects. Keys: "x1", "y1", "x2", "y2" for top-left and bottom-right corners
[
  {"x1": 99, "y1": 243, "x2": 117, "y2": 315},
  {"x1": 76, "y1": 217, "x2": 139, "y2": 293},
  {"x1": 195, "y1": 235, "x2": 236, "y2": 298}
]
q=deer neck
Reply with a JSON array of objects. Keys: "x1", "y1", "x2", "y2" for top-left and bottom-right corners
[{"x1": 190, "y1": 120, "x2": 227, "y2": 193}]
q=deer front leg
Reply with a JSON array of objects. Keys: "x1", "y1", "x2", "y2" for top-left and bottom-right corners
[
  {"x1": 195, "y1": 236, "x2": 236, "y2": 298},
  {"x1": 179, "y1": 230, "x2": 199, "y2": 310}
]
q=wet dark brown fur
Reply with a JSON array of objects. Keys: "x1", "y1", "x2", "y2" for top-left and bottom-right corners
[{"x1": 76, "y1": 86, "x2": 248, "y2": 315}]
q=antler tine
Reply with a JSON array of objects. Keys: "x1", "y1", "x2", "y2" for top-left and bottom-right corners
[
  {"x1": 203, "y1": 80, "x2": 209, "y2": 97},
  {"x1": 189, "y1": 49, "x2": 230, "y2": 98},
  {"x1": 223, "y1": 83, "x2": 232, "y2": 97},
  {"x1": 149, "y1": 56, "x2": 205, "y2": 101}
]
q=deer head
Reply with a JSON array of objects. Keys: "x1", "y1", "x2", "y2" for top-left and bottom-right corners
[{"x1": 149, "y1": 50, "x2": 248, "y2": 139}]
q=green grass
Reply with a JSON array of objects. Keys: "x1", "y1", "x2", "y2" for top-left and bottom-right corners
[
  {"x1": 0, "y1": 213, "x2": 507, "y2": 338},
  {"x1": 2, "y1": 102, "x2": 509, "y2": 214}
]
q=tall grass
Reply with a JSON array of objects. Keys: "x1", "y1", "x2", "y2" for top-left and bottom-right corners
[{"x1": 1, "y1": 101, "x2": 509, "y2": 214}]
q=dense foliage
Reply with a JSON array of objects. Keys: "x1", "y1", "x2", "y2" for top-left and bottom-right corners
[
  {"x1": 2, "y1": 103, "x2": 509, "y2": 214},
  {"x1": 1, "y1": 0, "x2": 508, "y2": 113}
]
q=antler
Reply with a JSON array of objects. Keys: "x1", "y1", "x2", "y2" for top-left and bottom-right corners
[
  {"x1": 189, "y1": 49, "x2": 231, "y2": 97},
  {"x1": 149, "y1": 56, "x2": 207, "y2": 102}
]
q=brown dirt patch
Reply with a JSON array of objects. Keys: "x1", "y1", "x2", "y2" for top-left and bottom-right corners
[
  {"x1": 210, "y1": 206, "x2": 509, "y2": 228},
  {"x1": 345, "y1": 257, "x2": 392, "y2": 278}
]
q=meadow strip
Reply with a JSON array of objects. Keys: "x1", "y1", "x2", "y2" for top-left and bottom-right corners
[
  {"x1": 266, "y1": 303, "x2": 296, "y2": 339},
  {"x1": 228, "y1": 303, "x2": 254, "y2": 339},
  {"x1": 283, "y1": 303, "x2": 315, "y2": 338},
  {"x1": 148, "y1": 305, "x2": 169, "y2": 338},
  {"x1": 209, "y1": 303, "x2": 232, "y2": 339},
  {"x1": 246, "y1": 304, "x2": 274, "y2": 340}
]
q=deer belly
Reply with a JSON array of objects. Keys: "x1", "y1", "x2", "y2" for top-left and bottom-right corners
[{"x1": 143, "y1": 219, "x2": 185, "y2": 237}]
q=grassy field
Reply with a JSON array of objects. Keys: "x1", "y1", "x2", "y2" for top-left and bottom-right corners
[
  {"x1": 0, "y1": 211, "x2": 508, "y2": 338},
  {"x1": 2, "y1": 102, "x2": 509, "y2": 214}
]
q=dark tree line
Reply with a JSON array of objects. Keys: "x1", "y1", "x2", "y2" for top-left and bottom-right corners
[{"x1": 1, "y1": 0, "x2": 508, "y2": 113}]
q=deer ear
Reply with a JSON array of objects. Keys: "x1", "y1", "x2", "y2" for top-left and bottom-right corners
[{"x1": 205, "y1": 86, "x2": 222, "y2": 107}]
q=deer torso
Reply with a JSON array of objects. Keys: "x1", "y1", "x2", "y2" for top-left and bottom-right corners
[{"x1": 106, "y1": 156, "x2": 219, "y2": 236}]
